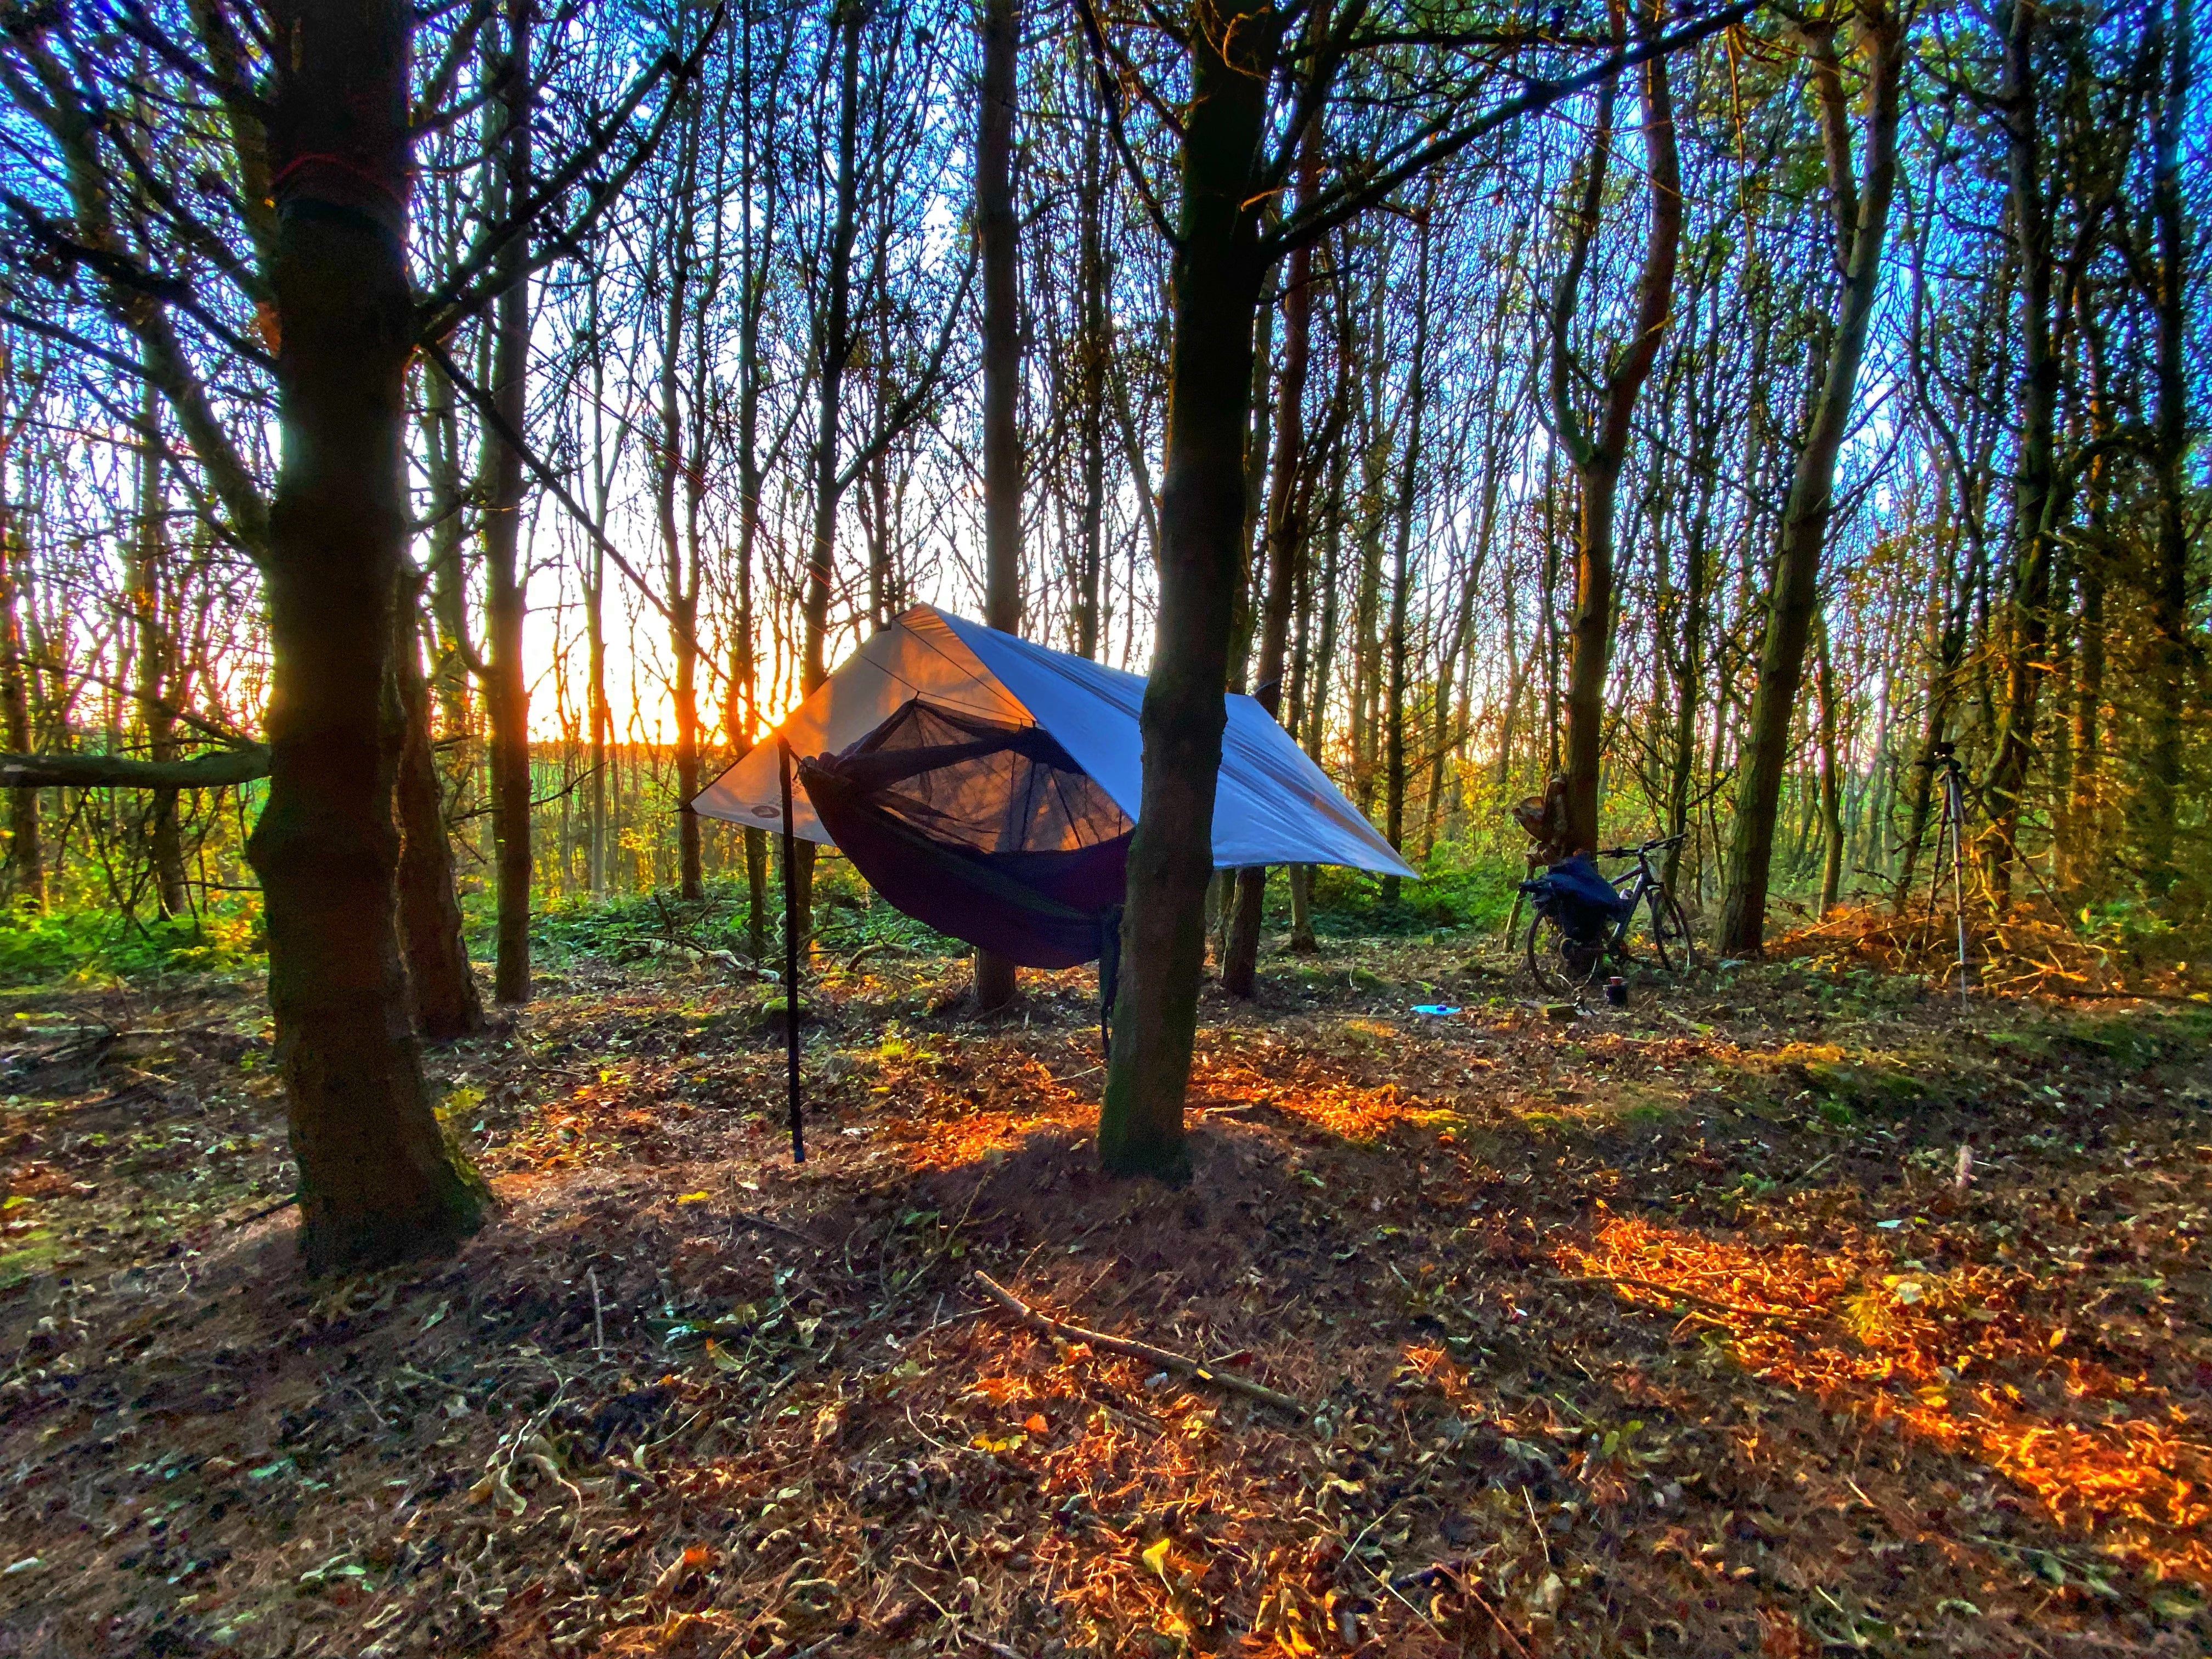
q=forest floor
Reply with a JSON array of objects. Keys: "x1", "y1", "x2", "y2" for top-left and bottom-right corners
[{"x1": 0, "y1": 918, "x2": 2209, "y2": 1658}]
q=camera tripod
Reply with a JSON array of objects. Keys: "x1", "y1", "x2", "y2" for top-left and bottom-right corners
[{"x1": 1917, "y1": 742, "x2": 1971, "y2": 1005}]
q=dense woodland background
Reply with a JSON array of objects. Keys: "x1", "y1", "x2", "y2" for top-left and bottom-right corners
[{"x1": 0, "y1": 0, "x2": 2203, "y2": 969}]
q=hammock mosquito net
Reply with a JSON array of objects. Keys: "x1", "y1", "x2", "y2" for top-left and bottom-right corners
[{"x1": 795, "y1": 699, "x2": 1132, "y2": 971}]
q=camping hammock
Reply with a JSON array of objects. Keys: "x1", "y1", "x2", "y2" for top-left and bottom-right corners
[
  {"x1": 794, "y1": 698, "x2": 1131, "y2": 977},
  {"x1": 691, "y1": 605, "x2": 1417, "y2": 1165}
]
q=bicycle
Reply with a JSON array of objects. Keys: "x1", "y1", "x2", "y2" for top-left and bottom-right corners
[{"x1": 1523, "y1": 833, "x2": 1696, "y2": 996}]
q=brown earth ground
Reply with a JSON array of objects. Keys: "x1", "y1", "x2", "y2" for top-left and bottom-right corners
[{"x1": 1, "y1": 924, "x2": 2208, "y2": 1658}]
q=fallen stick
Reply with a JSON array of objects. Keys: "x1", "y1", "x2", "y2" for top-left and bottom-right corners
[
  {"x1": 972, "y1": 1271, "x2": 1308, "y2": 1418},
  {"x1": 228, "y1": 1193, "x2": 300, "y2": 1227},
  {"x1": 1551, "y1": 1272, "x2": 1814, "y2": 1323},
  {"x1": 730, "y1": 1206, "x2": 827, "y2": 1250}
]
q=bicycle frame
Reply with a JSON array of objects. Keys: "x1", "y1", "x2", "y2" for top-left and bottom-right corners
[{"x1": 1595, "y1": 836, "x2": 1680, "y2": 960}]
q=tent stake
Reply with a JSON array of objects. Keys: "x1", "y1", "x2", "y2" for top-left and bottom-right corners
[{"x1": 778, "y1": 738, "x2": 805, "y2": 1164}]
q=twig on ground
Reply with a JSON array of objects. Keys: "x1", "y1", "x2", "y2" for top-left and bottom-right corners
[
  {"x1": 730, "y1": 1204, "x2": 827, "y2": 1251},
  {"x1": 1552, "y1": 1272, "x2": 1814, "y2": 1323},
  {"x1": 971, "y1": 1270, "x2": 1308, "y2": 1417},
  {"x1": 228, "y1": 1193, "x2": 299, "y2": 1227}
]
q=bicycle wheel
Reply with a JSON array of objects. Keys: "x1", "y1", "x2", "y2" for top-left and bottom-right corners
[
  {"x1": 1525, "y1": 910, "x2": 1609, "y2": 997},
  {"x1": 1640, "y1": 886, "x2": 1695, "y2": 974}
]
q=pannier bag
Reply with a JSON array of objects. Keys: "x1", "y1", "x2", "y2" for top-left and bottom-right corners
[{"x1": 1517, "y1": 852, "x2": 1630, "y2": 944}]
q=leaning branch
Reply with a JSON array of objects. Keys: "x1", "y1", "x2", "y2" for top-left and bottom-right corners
[
  {"x1": 972, "y1": 1271, "x2": 1308, "y2": 1416},
  {"x1": 1269, "y1": 1, "x2": 1760, "y2": 259},
  {"x1": 421, "y1": 339, "x2": 688, "y2": 642},
  {"x1": 0, "y1": 746, "x2": 270, "y2": 790},
  {"x1": 1076, "y1": 0, "x2": 1181, "y2": 247},
  {"x1": 833, "y1": 244, "x2": 979, "y2": 495}
]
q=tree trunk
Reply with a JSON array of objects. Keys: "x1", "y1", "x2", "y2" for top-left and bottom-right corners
[
  {"x1": 249, "y1": 0, "x2": 489, "y2": 1273},
  {"x1": 797, "y1": 8, "x2": 865, "y2": 939},
  {"x1": 655, "y1": 81, "x2": 706, "y2": 902},
  {"x1": 735, "y1": 3, "x2": 774, "y2": 958},
  {"x1": 974, "y1": 0, "x2": 1021, "y2": 1013},
  {"x1": 1382, "y1": 199, "x2": 1434, "y2": 902},
  {"x1": 394, "y1": 574, "x2": 484, "y2": 1041},
  {"x1": 1814, "y1": 611, "x2": 1844, "y2": 914},
  {"x1": 2136, "y1": 0, "x2": 2193, "y2": 895},
  {"x1": 586, "y1": 546, "x2": 608, "y2": 894},
  {"x1": 1097, "y1": 0, "x2": 1279, "y2": 1180},
  {"x1": 1224, "y1": 126, "x2": 1317, "y2": 998},
  {"x1": 1421, "y1": 543, "x2": 1481, "y2": 864},
  {"x1": 1228, "y1": 261, "x2": 1279, "y2": 696},
  {"x1": 132, "y1": 387, "x2": 187, "y2": 917},
  {"x1": 1553, "y1": 0, "x2": 1680, "y2": 854},
  {"x1": 2059, "y1": 287, "x2": 2116, "y2": 890},
  {"x1": 1075, "y1": 81, "x2": 1108, "y2": 659},
  {"x1": 1716, "y1": 2, "x2": 1901, "y2": 952},
  {"x1": 0, "y1": 514, "x2": 39, "y2": 907},
  {"x1": 1979, "y1": 0, "x2": 2055, "y2": 907},
  {"x1": 481, "y1": 0, "x2": 534, "y2": 1001},
  {"x1": 1662, "y1": 334, "x2": 1717, "y2": 897}
]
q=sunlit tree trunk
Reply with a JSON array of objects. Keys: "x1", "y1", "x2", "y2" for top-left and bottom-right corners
[{"x1": 249, "y1": 0, "x2": 488, "y2": 1272}]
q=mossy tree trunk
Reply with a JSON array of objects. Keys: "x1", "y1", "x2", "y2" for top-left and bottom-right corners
[{"x1": 1718, "y1": 0, "x2": 1902, "y2": 950}]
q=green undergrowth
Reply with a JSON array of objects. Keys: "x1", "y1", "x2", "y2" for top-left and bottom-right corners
[
  {"x1": 518, "y1": 864, "x2": 967, "y2": 970},
  {"x1": 1300, "y1": 840, "x2": 1523, "y2": 938},
  {"x1": 0, "y1": 900, "x2": 262, "y2": 986}
]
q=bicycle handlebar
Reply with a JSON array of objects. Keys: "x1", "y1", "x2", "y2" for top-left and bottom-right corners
[{"x1": 1596, "y1": 833, "x2": 1685, "y2": 860}]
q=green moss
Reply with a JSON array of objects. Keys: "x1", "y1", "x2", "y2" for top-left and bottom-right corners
[{"x1": 1801, "y1": 1059, "x2": 1927, "y2": 1109}]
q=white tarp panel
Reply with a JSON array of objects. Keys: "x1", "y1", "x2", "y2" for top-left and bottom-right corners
[{"x1": 690, "y1": 604, "x2": 1416, "y2": 878}]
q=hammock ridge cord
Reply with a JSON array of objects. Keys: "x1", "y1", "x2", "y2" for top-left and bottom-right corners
[{"x1": 778, "y1": 737, "x2": 805, "y2": 1164}]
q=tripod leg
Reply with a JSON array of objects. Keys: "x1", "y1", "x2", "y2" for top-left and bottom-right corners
[{"x1": 1950, "y1": 777, "x2": 1970, "y2": 1003}]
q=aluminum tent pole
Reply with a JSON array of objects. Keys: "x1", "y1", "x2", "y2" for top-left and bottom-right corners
[{"x1": 778, "y1": 738, "x2": 805, "y2": 1163}]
